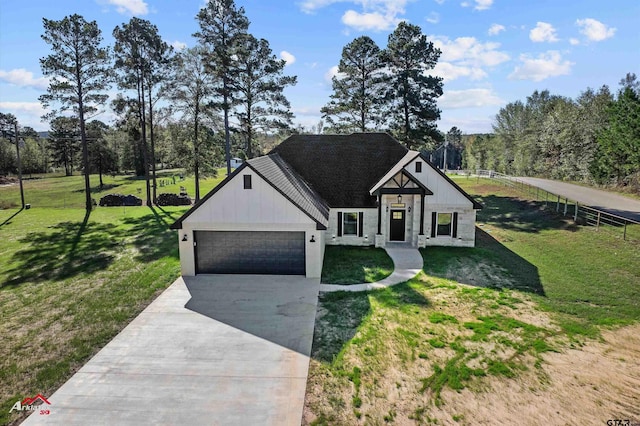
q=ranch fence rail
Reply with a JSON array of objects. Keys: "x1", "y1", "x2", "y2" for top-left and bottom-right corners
[{"x1": 468, "y1": 169, "x2": 640, "y2": 243}]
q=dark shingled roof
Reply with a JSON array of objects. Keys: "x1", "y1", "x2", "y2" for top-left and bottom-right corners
[
  {"x1": 247, "y1": 153, "x2": 330, "y2": 227},
  {"x1": 270, "y1": 133, "x2": 408, "y2": 208}
]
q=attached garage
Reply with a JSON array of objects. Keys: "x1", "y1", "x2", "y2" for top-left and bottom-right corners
[
  {"x1": 171, "y1": 155, "x2": 329, "y2": 279},
  {"x1": 194, "y1": 231, "x2": 305, "y2": 275}
]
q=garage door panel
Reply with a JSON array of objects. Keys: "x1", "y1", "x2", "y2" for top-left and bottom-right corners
[{"x1": 195, "y1": 231, "x2": 305, "y2": 275}]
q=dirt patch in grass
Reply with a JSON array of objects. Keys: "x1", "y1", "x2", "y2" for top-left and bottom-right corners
[
  {"x1": 429, "y1": 324, "x2": 640, "y2": 425},
  {"x1": 304, "y1": 280, "x2": 640, "y2": 425},
  {"x1": 303, "y1": 278, "x2": 568, "y2": 425}
]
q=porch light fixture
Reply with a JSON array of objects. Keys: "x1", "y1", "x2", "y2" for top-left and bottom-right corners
[
  {"x1": 397, "y1": 195, "x2": 402, "y2": 204},
  {"x1": 364, "y1": 234, "x2": 368, "y2": 240},
  {"x1": 408, "y1": 206, "x2": 411, "y2": 213},
  {"x1": 182, "y1": 234, "x2": 188, "y2": 242},
  {"x1": 310, "y1": 235, "x2": 316, "y2": 243}
]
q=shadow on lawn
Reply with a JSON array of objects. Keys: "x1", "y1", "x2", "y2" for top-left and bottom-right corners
[
  {"x1": 311, "y1": 283, "x2": 430, "y2": 363},
  {"x1": 0, "y1": 207, "x2": 23, "y2": 227},
  {"x1": 476, "y1": 194, "x2": 580, "y2": 234},
  {"x1": 1, "y1": 207, "x2": 178, "y2": 288},
  {"x1": 421, "y1": 228, "x2": 544, "y2": 296}
]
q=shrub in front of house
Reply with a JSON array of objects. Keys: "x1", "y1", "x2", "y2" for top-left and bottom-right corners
[
  {"x1": 99, "y1": 194, "x2": 143, "y2": 207},
  {"x1": 156, "y1": 193, "x2": 191, "y2": 206}
]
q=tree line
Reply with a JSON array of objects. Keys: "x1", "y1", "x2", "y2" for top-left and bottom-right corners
[
  {"x1": 1, "y1": 0, "x2": 296, "y2": 210},
  {"x1": 464, "y1": 73, "x2": 640, "y2": 190}
]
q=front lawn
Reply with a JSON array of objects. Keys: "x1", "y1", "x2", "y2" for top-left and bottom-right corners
[
  {"x1": 304, "y1": 179, "x2": 640, "y2": 425},
  {"x1": 321, "y1": 246, "x2": 394, "y2": 284}
]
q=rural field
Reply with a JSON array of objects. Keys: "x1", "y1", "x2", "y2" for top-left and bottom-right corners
[{"x1": 1, "y1": 174, "x2": 639, "y2": 426}]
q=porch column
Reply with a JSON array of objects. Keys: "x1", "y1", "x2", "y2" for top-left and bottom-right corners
[
  {"x1": 377, "y1": 193, "x2": 382, "y2": 234},
  {"x1": 419, "y1": 191, "x2": 425, "y2": 235}
]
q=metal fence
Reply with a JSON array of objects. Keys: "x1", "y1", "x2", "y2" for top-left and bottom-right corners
[{"x1": 475, "y1": 170, "x2": 640, "y2": 243}]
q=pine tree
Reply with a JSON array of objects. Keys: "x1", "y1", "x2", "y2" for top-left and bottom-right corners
[
  {"x1": 40, "y1": 14, "x2": 111, "y2": 211},
  {"x1": 382, "y1": 22, "x2": 443, "y2": 150},
  {"x1": 195, "y1": 0, "x2": 250, "y2": 176},
  {"x1": 321, "y1": 36, "x2": 384, "y2": 133},
  {"x1": 235, "y1": 34, "x2": 296, "y2": 158}
]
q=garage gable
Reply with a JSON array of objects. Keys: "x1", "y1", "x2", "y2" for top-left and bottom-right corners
[{"x1": 184, "y1": 168, "x2": 318, "y2": 228}]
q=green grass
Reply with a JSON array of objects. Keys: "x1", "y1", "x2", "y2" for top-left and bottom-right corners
[
  {"x1": 0, "y1": 169, "x2": 226, "y2": 210},
  {"x1": 456, "y1": 179, "x2": 640, "y2": 332},
  {"x1": 321, "y1": 245, "x2": 394, "y2": 284},
  {"x1": 0, "y1": 170, "x2": 221, "y2": 425},
  {"x1": 306, "y1": 178, "x2": 640, "y2": 423}
]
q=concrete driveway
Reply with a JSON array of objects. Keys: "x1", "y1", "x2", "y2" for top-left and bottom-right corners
[{"x1": 22, "y1": 275, "x2": 320, "y2": 426}]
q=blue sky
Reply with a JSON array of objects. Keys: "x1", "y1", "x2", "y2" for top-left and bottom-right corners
[{"x1": 0, "y1": 0, "x2": 637, "y2": 134}]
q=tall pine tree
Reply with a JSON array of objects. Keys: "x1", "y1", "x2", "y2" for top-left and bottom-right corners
[
  {"x1": 321, "y1": 36, "x2": 385, "y2": 133},
  {"x1": 40, "y1": 14, "x2": 111, "y2": 211},
  {"x1": 235, "y1": 34, "x2": 296, "y2": 159},
  {"x1": 195, "y1": 0, "x2": 249, "y2": 176},
  {"x1": 383, "y1": 22, "x2": 443, "y2": 150}
]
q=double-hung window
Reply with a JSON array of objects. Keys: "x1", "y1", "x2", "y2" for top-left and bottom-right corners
[{"x1": 343, "y1": 212, "x2": 358, "y2": 235}]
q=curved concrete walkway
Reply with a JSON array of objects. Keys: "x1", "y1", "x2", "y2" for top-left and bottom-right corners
[{"x1": 319, "y1": 244, "x2": 424, "y2": 292}]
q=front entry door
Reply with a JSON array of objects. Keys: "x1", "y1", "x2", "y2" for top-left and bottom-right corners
[{"x1": 390, "y1": 210, "x2": 406, "y2": 241}]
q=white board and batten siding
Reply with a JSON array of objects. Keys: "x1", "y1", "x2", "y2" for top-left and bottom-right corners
[
  {"x1": 177, "y1": 168, "x2": 324, "y2": 277},
  {"x1": 405, "y1": 157, "x2": 477, "y2": 247}
]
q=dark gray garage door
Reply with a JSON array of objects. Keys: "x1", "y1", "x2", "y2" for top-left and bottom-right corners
[{"x1": 194, "y1": 231, "x2": 306, "y2": 275}]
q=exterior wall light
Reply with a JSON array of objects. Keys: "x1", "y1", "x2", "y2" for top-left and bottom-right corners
[
  {"x1": 310, "y1": 235, "x2": 316, "y2": 243},
  {"x1": 397, "y1": 194, "x2": 402, "y2": 203},
  {"x1": 182, "y1": 234, "x2": 188, "y2": 242}
]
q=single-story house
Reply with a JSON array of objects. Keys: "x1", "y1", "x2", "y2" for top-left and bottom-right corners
[{"x1": 171, "y1": 133, "x2": 482, "y2": 278}]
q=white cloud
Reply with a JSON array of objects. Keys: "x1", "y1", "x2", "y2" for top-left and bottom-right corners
[
  {"x1": 0, "y1": 102, "x2": 48, "y2": 130},
  {"x1": 280, "y1": 51, "x2": 296, "y2": 66},
  {"x1": 324, "y1": 65, "x2": 343, "y2": 84},
  {"x1": 342, "y1": 10, "x2": 400, "y2": 31},
  {"x1": 530, "y1": 22, "x2": 559, "y2": 43},
  {"x1": 0, "y1": 69, "x2": 49, "y2": 90},
  {"x1": 509, "y1": 51, "x2": 573, "y2": 82},
  {"x1": 105, "y1": 0, "x2": 148, "y2": 15},
  {"x1": 439, "y1": 88, "x2": 504, "y2": 109},
  {"x1": 426, "y1": 12, "x2": 440, "y2": 24},
  {"x1": 576, "y1": 18, "x2": 616, "y2": 42},
  {"x1": 488, "y1": 24, "x2": 505, "y2": 36},
  {"x1": 461, "y1": 0, "x2": 493, "y2": 10},
  {"x1": 169, "y1": 40, "x2": 187, "y2": 51},
  {"x1": 473, "y1": 0, "x2": 493, "y2": 10},
  {"x1": 432, "y1": 62, "x2": 487, "y2": 82},
  {"x1": 299, "y1": 0, "x2": 408, "y2": 31},
  {"x1": 433, "y1": 36, "x2": 510, "y2": 67},
  {"x1": 569, "y1": 38, "x2": 580, "y2": 46},
  {"x1": 434, "y1": 0, "x2": 445, "y2": 4}
]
